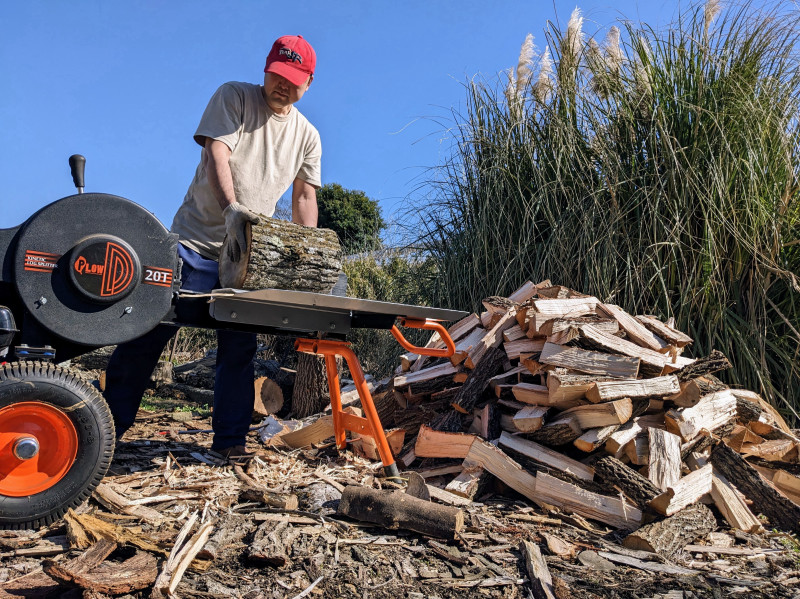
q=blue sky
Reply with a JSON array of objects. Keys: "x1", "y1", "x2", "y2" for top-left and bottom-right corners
[{"x1": 1, "y1": 1, "x2": 672, "y2": 234}]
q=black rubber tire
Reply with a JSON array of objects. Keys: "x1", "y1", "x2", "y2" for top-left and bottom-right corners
[{"x1": 0, "y1": 361, "x2": 115, "y2": 530}]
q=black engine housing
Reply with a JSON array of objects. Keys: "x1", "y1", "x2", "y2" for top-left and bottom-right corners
[{"x1": 0, "y1": 193, "x2": 179, "y2": 357}]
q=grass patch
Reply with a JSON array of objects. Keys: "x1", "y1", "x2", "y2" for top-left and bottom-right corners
[{"x1": 140, "y1": 395, "x2": 212, "y2": 417}]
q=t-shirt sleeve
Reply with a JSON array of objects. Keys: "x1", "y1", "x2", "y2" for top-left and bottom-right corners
[
  {"x1": 296, "y1": 128, "x2": 322, "y2": 188},
  {"x1": 193, "y1": 83, "x2": 245, "y2": 150}
]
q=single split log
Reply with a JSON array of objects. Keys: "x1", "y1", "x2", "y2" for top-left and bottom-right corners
[
  {"x1": 520, "y1": 540, "x2": 557, "y2": 599},
  {"x1": 513, "y1": 405, "x2": 549, "y2": 433},
  {"x1": 664, "y1": 390, "x2": 737, "y2": 441},
  {"x1": 466, "y1": 438, "x2": 540, "y2": 505},
  {"x1": 735, "y1": 396, "x2": 763, "y2": 424},
  {"x1": 648, "y1": 464, "x2": 713, "y2": 516},
  {"x1": 338, "y1": 486, "x2": 464, "y2": 539},
  {"x1": 593, "y1": 456, "x2": 660, "y2": 509},
  {"x1": 559, "y1": 398, "x2": 632, "y2": 429},
  {"x1": 596, "y1": 304, "x2": 666, "y2": 351},
  {"x1": 453, "y1": 346, "x2": 506, "y2": 413},
  {"x1": 414, "y1": 424, "x2": 477, "y2": 459},
  {"x1": 539, "y1": 342, "x2": 641, "y2": 378},
  {"x1": 710, "y1": 442, "x2": 800, "y2": 533},
  {"x1": 546, "y1": 371, "x2": 599, "y2": 401},
  {"x1": 675, "y1": 350, "x2": 731, "y2": 381},
  {"x1": 534, "y1": 472, "x2": 642, "y2": 529},
  {"x1": 444, "y1": 459, "x2": 487, "y2": 500},
  {"x1": 529, "y1": 297, "x2": 599, "y2": 319},
  {"x1": 623, "y1": 503, "x2": 717, "y2": 559},
  {"x1": 504, "y1": 323, "x2": 527, "y2": 342},
  {"x1": 573, "y1": 324, "x2": 667, "y2": 377},
  {"x1": 586, "y1": 376, "x2": 680, "y2": 403},
  {"x1": 394, "y1": 362, "x2": 461, "y2": 395},
  {"x1": 504, "y1": 337, "x2": 545, "y2": 360},
  {"x1": 647, "y1": 428, "x2": 682, "y2": 491},
  {"x1": 466, "y1": 311, "x2": 518, "y2": 369},
  {"x1": 669, "y1": 375, "x2": 727, "y2": 408},
  {"x1": 529, "y1": 414, "x2": 584, "y2": 447},
  {"x1": 573, "y1": 425, "x2": 620, "y2": 453},
  {"x1": 634, "y1": 314, "x2": 693, "y2": 347},
  {"x1": 219, "y1": 215, "x2": 342, "y2": 291},
  {"x1": 498, "y1": 431, "x2": 594, "y2": 481},
  {"x1": 535, "y1": 315, "x2": 619, "y2": 338}
]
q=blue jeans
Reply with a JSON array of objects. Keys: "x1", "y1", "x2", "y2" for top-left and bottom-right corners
[{"x1": 104, "y1": 244, "x2": 257, "y2": 450}]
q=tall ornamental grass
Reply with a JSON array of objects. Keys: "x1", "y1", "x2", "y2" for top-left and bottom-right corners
[{"x1": 418, "y1": 1, "x2": 800, "y2": 418}]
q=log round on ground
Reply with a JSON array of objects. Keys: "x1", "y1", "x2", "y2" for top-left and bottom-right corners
[{"x1": 337, "y1": 486, "x2": 464, "y2": 539}]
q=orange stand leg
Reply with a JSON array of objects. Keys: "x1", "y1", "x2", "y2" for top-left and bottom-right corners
[{"x1": 295, "y1": 338, "x2": 401, "y2": 478}]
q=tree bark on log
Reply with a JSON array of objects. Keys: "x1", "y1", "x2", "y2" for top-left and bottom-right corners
[
  {"x1": 43, "y1": 538, "x2": 158, "y2": 595},
  {"x1": 623, "y1": 503, "x2": 716, "y2": 559},
  {"x1": 735, "y1": 396, "x2": 762, "y2": 424},
  {"x1": 337, "y1": 486, "x2": 464, "y2": 539},
  {"x1": 593, "y1": 456, "x2": 661, "y2": 509},
  {"x1": 292, "y1": 352, "x2": 335, "y2": 418},
  {"x1": 219, "y1": 216, "x2": 342, "y2": 292},
  {"x1": 453, "y1": 346, "x2": 506, "y2": 413},
  {"x1": 676, "y1": 350, "x2": 732, "y2": 381},
  {"x1": 529, "y1": 415, "x2": 583, "y2": 446},
  {"x1": 710, "y1": 442, "x2": 800, "y2": 533}
]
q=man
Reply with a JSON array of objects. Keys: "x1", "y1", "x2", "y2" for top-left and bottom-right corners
[{"x1": 104, "y1": 35, "x2": 321, "y2": 460}]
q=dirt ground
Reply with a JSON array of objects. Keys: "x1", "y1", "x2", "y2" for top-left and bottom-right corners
[{"x1": 2, "y1": 375, "x2": 800, "y2": 598}]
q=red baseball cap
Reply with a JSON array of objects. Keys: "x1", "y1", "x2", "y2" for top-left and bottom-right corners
[{"x1": 264, "y1": 35, "x2": 316, "y2": 86}]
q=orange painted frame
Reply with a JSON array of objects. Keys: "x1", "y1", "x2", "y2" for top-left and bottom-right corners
[{"x1": 295, "y1": 318, "x2": 456, "y2": 477}]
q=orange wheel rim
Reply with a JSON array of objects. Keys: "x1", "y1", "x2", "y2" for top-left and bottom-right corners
[{"x1": 0, "y1": 401, "x2": 78, "y2": 497}]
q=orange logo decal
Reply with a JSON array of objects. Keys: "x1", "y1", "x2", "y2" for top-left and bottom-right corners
[
  {"x1": 73, "y1": 255, "x2": 105, "y2": 276},
  {"x1": 72, "y1": 242, "x2": 135, "y2": 297},
  {"x1": 101, "y1": 242, "x2": 134, "y2": 296}
]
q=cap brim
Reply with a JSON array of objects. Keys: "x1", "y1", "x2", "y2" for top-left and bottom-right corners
[{"x1": 266, "y1": 62, "x2": 311, "y2": 87}]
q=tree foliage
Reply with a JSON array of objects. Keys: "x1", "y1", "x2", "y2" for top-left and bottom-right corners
[{"x1": 317, "y1": 183, "x2": 386, "y2": 253}]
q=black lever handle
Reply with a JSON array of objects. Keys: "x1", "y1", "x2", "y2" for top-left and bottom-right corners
[{"x1": 69, "y1": 154, "x2": 86, "y2": 193}]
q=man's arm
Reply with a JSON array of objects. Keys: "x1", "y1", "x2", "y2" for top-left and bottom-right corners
[
  {"x1": 203, "y1": 137, "x2": 259, "y2": 261},
  {"x1": 204, "y1": 138, "x2": 236, "y2": 210},
  {"x1": 292, "y1": 177, "x2": 318, "y2": 226}
]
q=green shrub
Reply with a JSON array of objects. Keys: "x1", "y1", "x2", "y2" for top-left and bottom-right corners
[
  {"x1": 418, "y1": 1, "x2": 800, "y2": 420},
  {"x1": 344, "y1": 251, "x2": 440, "y2": 378}
]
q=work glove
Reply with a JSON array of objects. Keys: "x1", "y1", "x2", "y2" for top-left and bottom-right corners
[{"x1": 223, "y1": 203, "x2": 260, "y2": 262}]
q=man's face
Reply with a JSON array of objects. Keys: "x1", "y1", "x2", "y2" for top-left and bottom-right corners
[{"x1": 263, "y1": 72, "x2": 312, "y2": 114}]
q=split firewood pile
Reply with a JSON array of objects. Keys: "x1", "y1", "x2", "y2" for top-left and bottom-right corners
[{"x1": 379, "y1": 279, "x2": 800, "y2": 546}]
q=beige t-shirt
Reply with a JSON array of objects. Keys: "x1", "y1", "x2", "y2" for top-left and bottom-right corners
[{"x1": 171, "y1": 81, "x2": 322, "y2": 259}]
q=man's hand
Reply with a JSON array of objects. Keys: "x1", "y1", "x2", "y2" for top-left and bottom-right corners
[{"x1": 223, "y1": 203, "x2": 260, "y2": 262}]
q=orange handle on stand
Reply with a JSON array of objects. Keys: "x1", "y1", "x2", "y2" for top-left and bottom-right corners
[
  {"x1": 295, "y1": 318, "x2": 456, "y2": 479},
  {"x1": 390, "y1": 318, "x2": 456, "y2": 358}
]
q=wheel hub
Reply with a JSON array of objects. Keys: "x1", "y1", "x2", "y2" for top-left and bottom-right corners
[
  {"x1": 0, "y1": 401, "x2": 78, "y2": 497},
  {"x1": 12, "y1": 437, "x2": 39, "y2": 460}
]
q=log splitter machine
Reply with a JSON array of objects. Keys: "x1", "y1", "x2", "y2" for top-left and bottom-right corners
[{"x1": 0, "y1": 155, "x2": 466, "y2": 529}]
